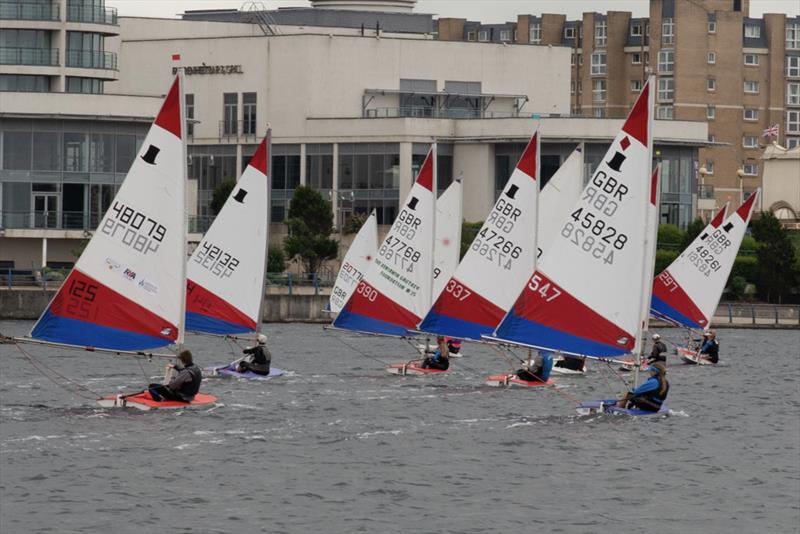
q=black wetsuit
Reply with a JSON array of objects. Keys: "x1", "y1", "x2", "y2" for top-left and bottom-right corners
[
  {"x1": 554, "y1": 356, "x2": 585, "y2": 371},
  {"x1": 700, "y1": 339, "x2": 719, "y2": 363},
  {"x1": 149, "y1": 363, "x2": 202, "y2": 402},
  {"x1": 647, "y1": 341, "x2": 668, "y2": 365},
  {"x1": 239, "y1": 345, "x2": 271, "y2": 375},
  {"x1": 421, "y1": 350, "x2": 449, "y2": 370}
]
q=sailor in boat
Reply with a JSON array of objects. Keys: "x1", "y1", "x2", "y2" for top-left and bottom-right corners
[
  {"x1": 420, "y1": 336, "x2": 450, "y2": 370},
  {"x1": 237, "y1": 334, "x2": 272, "y2": 375},
  {"x1": 446, "y1": 337, "x2": 462, "y2": 355},
  {"x1": 553, "y1": 355, "x2": 586, "y2": 372},
  {"x1": 616, "y1": 362, "x2": 669, "y2": 412},
  {"x1": 697, "y1": 331, "x2": 720, "y2": 364},
  {"x1": 515, "y1": 351, "x2": 554, "y2": 382},
  {"x1": 148, "y1": 350, "x2": 202, "y2": 403},
  {"x1": 646, "y1": 333, "x2": 668, "y2": 365}
]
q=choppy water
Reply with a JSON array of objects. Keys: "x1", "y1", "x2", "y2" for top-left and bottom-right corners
[{"x1": 1, "y1": 321, "x2": 798, "y2": 534}]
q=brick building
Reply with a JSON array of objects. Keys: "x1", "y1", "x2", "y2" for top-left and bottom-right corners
[{"x1": 436, "y1": 0, "x2": 800, "y2": 220}]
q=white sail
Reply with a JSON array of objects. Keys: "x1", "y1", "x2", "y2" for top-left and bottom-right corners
[
  {"x1": 432, "y1": 179, "x2": 463, "y2": 302},
  {"x1": 538, "y1": 145, "x2": 584, "y2": 259},
  {"x1": 329, "y1": 210, "x2": 378, "y2": 313},
  {"x1": 30, "y1": 75, "x2": 186, "y2": 350},
  {"x1": 185, "y1": 136, "x2": 270, "y2": 335}
]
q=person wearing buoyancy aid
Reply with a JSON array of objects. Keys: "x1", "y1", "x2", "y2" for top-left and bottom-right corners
[
  {"x1": 516, "y1": 351, "x2": 553, "y2": 382},
  {"x1": 617, "y1": 362, "x2": 669, "y2": 412},
  {"x1": 698, "y1": 330, "x2": 720, "y2": 364},
  {"x1": 554, "y1": 355, "x2": 586, "y2": 372},
  {"x1": 148, "y1": 350, "x2": 202, "y2": 403},
  {"x1": 420, "y1": 336, "x2": 449, "y2": 370},
  {"x1": 237, "y1": 333, "x2": 271, "y2": 375},
  {"x1": 646, "y1": 333, "x2": 668, "y2": 365}
]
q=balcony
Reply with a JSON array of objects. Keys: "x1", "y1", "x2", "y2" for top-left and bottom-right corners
[
  {"x1": 66, "y1": 3, "x2": 117, "y2": 25},
  {"x1": 66, "y1": 49, "x2": 117, "y2": 70},
  {"x1": 363, "y1": 107, "x2": 537, "y2": 119},
  {"x1": 0, "y1": 1, "x2": 59, "y2": 20},
  {"x1": 0, "y1": 47, "x2": 58, "y2": 66},
  {"x1": 1, "y1": 210, "x2": 97, "y2": 230}
]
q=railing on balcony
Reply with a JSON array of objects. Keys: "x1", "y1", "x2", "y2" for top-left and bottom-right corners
[
  {"x1": 218, "y1": 120, "x2": 260, "y2": 140},
  {"x1": 1, "y1": 210, "x2": 102, "y2": 230},
  {"x1": 0, "y1": 47, "x2": 59, "y2": 66},
  {"x1": 363, "y1": 107, "x2": 536, "y2": 119},
  {"x1": 66, "y1": 49, "x2": 117, "y2": 70},
  {"x1": 66, "y1": 3, "x2": 117, "y2": 25},
  {"x1": 699, "y1": 184, "x2": 715, "y2": 199},
  {"x1": 0, "y1": 1, "x2": 59, "y2": 20}
]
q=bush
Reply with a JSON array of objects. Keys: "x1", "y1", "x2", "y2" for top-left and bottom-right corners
[
  {"x1": 655, "y1": 249, "x2": 679, "y2": 274},
  {"x1": 461, "y1": 221, "x2": 483, "y2": 259},
  {"x1": 724, "y1": 275, "x2": 748, "y2": 301},
  {"x1": 268, "y1": 245, "x2": 286, "y2": 273},
  {"x1": 342, "y1": 212, "x2": 367, "y2": 235},
  {"x1": 210, "y1": 179, "x2": 237, "y2": 215},
  {"x1": 740, "y1": 235, "x2": 757, "y2": 255},
  {"x1": 730, "y1": 255, "x2": 757, "y2": 284},
  {"x1": 681, "y1": 218, "x2": 706, "y2": 249},
  {"x1": 657, "y1": 224, "x2": 683, "y2": 250}
]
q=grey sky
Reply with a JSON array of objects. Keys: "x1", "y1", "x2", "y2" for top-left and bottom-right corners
[{"x1": 107, "y1": 0, "x2": 800, "y2": 21}]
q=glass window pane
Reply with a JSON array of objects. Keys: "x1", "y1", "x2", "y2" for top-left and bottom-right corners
[
  {"x1": 2, "y1": 130, "x2": 32, "y2": 170},
  {"x1": 90, "y1": 132, "x2": 114, "y2": 172},
  {"x1": 115, "y1": 134, "x2": 136, "y2": 173},
  {"x1": 32, "y1": 131, "x2": 60, "y2": 171}
]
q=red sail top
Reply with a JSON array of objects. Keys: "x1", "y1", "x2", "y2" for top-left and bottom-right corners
[
  {"x1": 622, "y1": 80, "x2": 649, "y2": 147},
  {"x1": 416, "y1": 147, "x2": 434, "y2": 191},
  {"x1": 154, "y1": 76, "x2": 182, "y2": 140},
  {"x1": 249, "y1": 136, "x2": 269, "y2": 175},
  {"x1": 516, "y1": 131, "x2": 539, "y2": 181}
]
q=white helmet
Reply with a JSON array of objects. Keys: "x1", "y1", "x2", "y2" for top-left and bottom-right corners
[
  {"x1": 652, "y1": 333, "x2": 661, "y2": 340},
  {"x1": 257, "y1": 334, "x2": 268, "y2": 344}
]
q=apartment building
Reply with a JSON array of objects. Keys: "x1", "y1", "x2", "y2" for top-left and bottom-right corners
[{"x1": 438, "y1": 0, "x2": 800, "y2": 220}]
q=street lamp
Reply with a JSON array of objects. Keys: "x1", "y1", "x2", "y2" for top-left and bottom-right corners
[{"x1": 736, "y1": 167, "x2": 745, "y2": 205}]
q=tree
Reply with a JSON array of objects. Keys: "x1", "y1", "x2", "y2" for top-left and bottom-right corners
[
  {"x1": 267, "y1": 245, "x2": 286, "y2": 273},
  {"x1": 283, "y1": 186, "x2": 338, "y2": 275},
  {"x1": 657, "y1": 223, "x2": 683, "y2": 251},
  {"x1": 681, "y1": 218, "x2": 706, "y2": 249},
  {"x1": 461, "y1": 221, "x2": 483, "y2": 259},
  {"x1": 750, "y1": 211, "x2": 799, "y2": 303},
  {"x1": 210, "y1": 179, "x2": 236, "y2": 215},
  {"x1": 342, "y1": 212, "x2": 367, "y2": 235}
]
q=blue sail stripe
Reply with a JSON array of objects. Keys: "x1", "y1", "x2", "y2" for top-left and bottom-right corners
[
  {"x1": 185, "y1": 311, "x2": 253, "y2": 336},
  {"x1": 418, "y1": 311, "x2": 494, "y2": 341},
  {"x1": 650, "y1": 295, "x2": 702, "y2": 330},
  {"x1": 494, "y1": 312, "x2": 629, "y2": 358},
  {"x1": 31, "y1": 309, "x2": 171, "y2": 351},
  {"x1": 333, "y1": 308, "x2": 411, "y2": 337}
]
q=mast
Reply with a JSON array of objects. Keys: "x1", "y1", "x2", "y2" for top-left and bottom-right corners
[
  {"x1": 177, "y1": 68, "x2": 188, "y2": 348},
  {"x1": 429, "y1": 141, "x2": 437, "y2": 312},
  {"x1": 255, "y1": 126, "x2": 272, "y2": 336},
  {"x1": 632, "y1": 75, "x2": 655, "y2": 387}
]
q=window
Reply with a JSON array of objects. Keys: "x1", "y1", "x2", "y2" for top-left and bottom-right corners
[
  {"x1": 657, "y1": 77, "x2": 674, "y2": 102},
  {"x1": 594, "y1": 108, "x2": 606, "y2": 118},
  {"x1": 708, "y1": 134, "x2": 716, "y2": 143},
  {"x1": 743, "y1": 163, "x2": 758, "y2": 175},
  {"x1": 708, "y1": 21, "x2": 716, "y2": 33},
  {"x1": 789, "y1": 110, "x2": 800, "y2": 133},
  {"x1": 529, "y1": 23, "x2": 541, "y2": 44},
  {"x1": 89, "y1": 133, "x2": 113, "y2": 173},
  {"x1": 564, "y1": 26, "x2": 575, "y2": 39},
  {"x1": 514, "y1": 30, "x2": 518, "y2": 41},
  {"x1": 591, "y1": 51, "x2": 607, "y2": 75},
  {"x1": 500, "y1": 29, "x2": 511, "y2": 42},
  {"x1": 577, "y1": 81, "x2": 582, "y2": 93},
  {"x1": 644, "y1": 51, "x2": 649, "y2": 65},
  {"x1": 631, "y1": 22, "x2": 642, "y2": 37},
  {"x1": 399, "y1": 78, "x2": 437, "y2": 117},
  {"x1": 632, "y1": 52, "x2": 642, "y2": 64},
  {"x1": 744, "y1": 80, "x2": 759, "y2": 93},
  {"x1": 705, "y1": 160, "x2": 715, "y2": 174},
  {"x1": 185, "y1": 94, "x2": 194, "y2": 137},
  {"x1": 707, "y1": 105, "x2": 716, "y2": 120},
  {"x1": 743, "y1": 108, "x2": 758, "y2": 121},
  {"x1": 337, "y1": 143, "x2": 400, "y2": 224},
  {"x1": 742, "y1": 135, "x2": 758, "y2": 148},
  {"x1": 0, "y1": 74, "x2": 50, "y2": 92},
  {"x1": 305, "y1": 144, "x2": 333, "y2": 191},
  {"x1": 223, "y1": 93, "x2": 238, "y2": 136},
  {"x1": 579, "y1": 54, "x2": 583, "y2": 65},
  {"x1": 787, "y1": 56, "x2": 800, "y2": 77},
  {"x1": 595, "y1": 20, "x2": 607, "y2": 47},
  {"x1": 63, "y1": 132, "x2": 88, "y2": 172},
  {"x1": 33, "y1": 132, "x2": 61, "y2": 171},
  {"x1": 745, "y1": 54, "x2": 759, "y2": 66},
  {"x1": 744, "y1": 25, "x2": 761, "y2": 39},
  {"x1": 631, "y1": 79, "x2": 642, "y2": 92},
  {"x1": 787, "y1": 137, "x2": 800, "y2": 149},
  {"x1": 65, "y1": 77, "x2": 103, "y2": 94},
  {"x1": 788, "y1": 82, "x2": 800, "y2": 105},
  {"x1": 707, "y1": 51, "x2": 716, "y2": 64},
  {"x1": 592, "y1": 79, "x2": 606, "y2": 102},
  {"x1": 658, "y1": 50, "x2": 674, "y2": 73},
  {"x1": 570, "y1": 53, "x2": 576, "y2": 65},
  {"x1": 662, "y1": 18, "x2": 674, "y2": 45},
  {"x1": 657, "y1": 105, "x2": 674, "y2": 119},
  {"x1": 707, "y1": 78, "x2": 716, "y2": 92},
  {"x1": 243, "y1": 92, "x2": 257, "y2": 135},
  {"x1": 478, "y1": 30, "x2": 489, "y2": 42},
  {"x1": 788, "y1": 23, "x2": 800, "y2": 49},
  {"x1": 467, "y1": 31, "x2": 476, "y2": 41},
  {"x1": 570, "y1": 81, "x2": 575, "y2": 94}
]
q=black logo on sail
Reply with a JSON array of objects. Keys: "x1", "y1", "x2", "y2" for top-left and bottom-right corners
[
  {"x1": 233, "y1": 189, "x2": 248, "y2": 203},
  {"x1": 723, "y1": 222, "x2": 734, "y2": 233},
  {"x1": 505, "y1": 184, "x2": 519, "y2": 199},
  {"x1": 407, "y1": 197, "x2": 419, "y2": 210},
  {"x1": 141, "y1": 145, "x2": 160, "y2": 165}
]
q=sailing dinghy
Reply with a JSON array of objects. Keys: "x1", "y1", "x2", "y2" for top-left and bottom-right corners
[
  {"x1": 18, "y1": 74, "x2": 217, "y2": 409},
  {"x1": 652, "y1": 191, "x2": 759, "y2": 364},
  {"x1": 183, "y1": 134, "x2": 284, "y2": 379},
  {"x1": 331, "y1": 146, "x2": 439, "y2": 375},
  {"x1": 490, "y1": 78, "x2": 666, "y2": 414}
]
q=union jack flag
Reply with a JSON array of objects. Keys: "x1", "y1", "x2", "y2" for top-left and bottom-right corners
[{"x1": 762, "y1": 124, "x2": 779, "y2": 138}]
